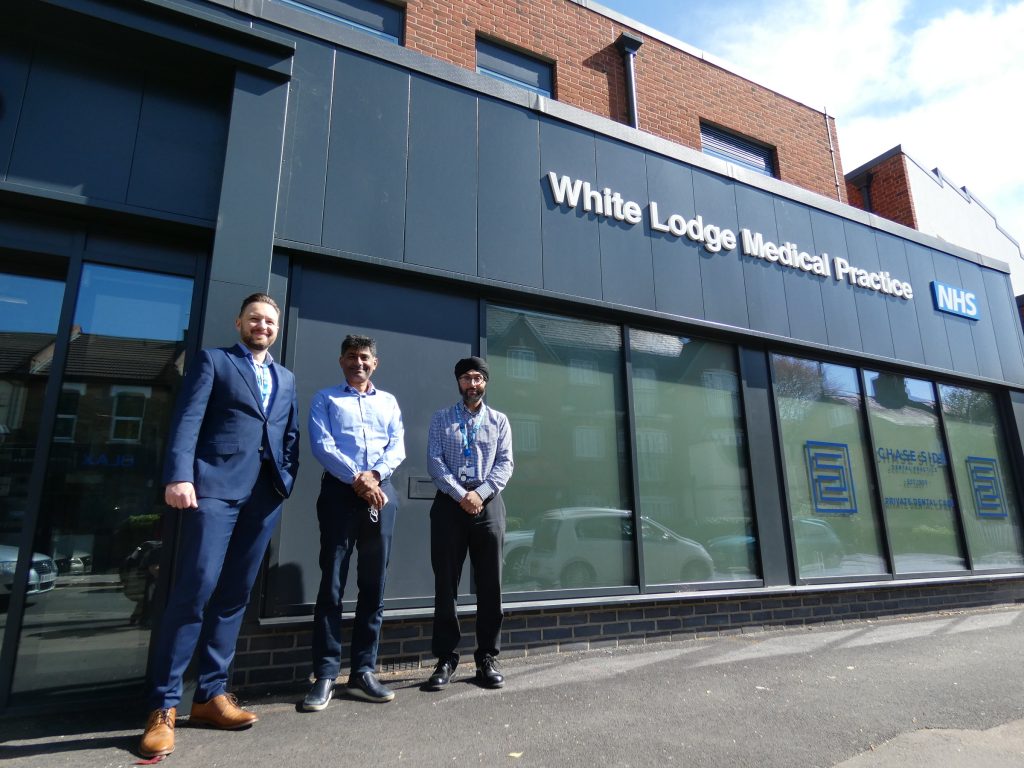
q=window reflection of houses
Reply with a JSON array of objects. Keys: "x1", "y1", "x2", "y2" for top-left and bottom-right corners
[
  {"x1": 0, "y1": 328, "x2": 185, "y2": 574},
  {"x1": 0, "y1": 330, "x2": 59, "y2": 540},
  {"x1": 487, "y1": 307, "x2": 629, "y2": 552}
]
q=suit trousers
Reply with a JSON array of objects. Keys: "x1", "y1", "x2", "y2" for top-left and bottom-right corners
[
  {"x1": 430, "y1": 491, "x2": 505, "y2": 666},
  {"x1": 311, "y1": 474, "x2": 397, "y2": 678},
  {"x1": 147, "y1": 463, "x2": 283, "y2": 709}
]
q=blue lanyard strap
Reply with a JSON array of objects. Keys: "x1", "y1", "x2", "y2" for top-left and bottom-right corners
[{"x1": 459, "y1": 412, "x2": 481, "y2": 458}]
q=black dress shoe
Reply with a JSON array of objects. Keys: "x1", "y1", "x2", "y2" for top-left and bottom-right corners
[
  {"x1": 475, "y1": 655, "x2": 504, "y2": 688},
  {"x1": 426, "y1": 659, "x2": 455, "y2": 690},
  {"x1": 301, "y1": 678, "x2": 335, "y2": 711},
  {"x1": 347, "y1": 671, "x2": 395, "y2": 703}
]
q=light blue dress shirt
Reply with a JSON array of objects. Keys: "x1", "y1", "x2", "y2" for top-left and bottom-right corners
[{"x1": 308, "y1": 382, "x2": 405, "y2": 484}]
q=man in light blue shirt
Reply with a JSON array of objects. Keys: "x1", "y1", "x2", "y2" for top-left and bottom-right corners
[{"x1": 302, "y1": 334, "x2": 405, "y2": 711}]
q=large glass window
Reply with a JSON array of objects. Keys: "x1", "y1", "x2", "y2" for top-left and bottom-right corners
[
  {"x1": 939, "y1": 384, "x2": 1024, "y2": 568},
  {"x1": 632, "y1": 331, "x2": 755, "y2": 583},
  {"x1": 772, "y1": 356, "x2": 888, "y2": 578},
  {"x1": 0, "y1": 267, "x2": 66, "y2": 654},
  {"x1": 864, "y1": 371, "x2": 965, "y2": 574},
  {"x1": 487, "y1": 307, "x2": 630, "y2": 591},
  {"x1": 12, "y1": 264, "x2": 192, "y2": 703}
]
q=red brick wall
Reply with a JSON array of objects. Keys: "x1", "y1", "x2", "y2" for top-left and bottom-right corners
[
  {"x1": 403, "y1": 0, "x2": 846, "y2": 203},
  {"x1": 845, "y1": 152, "x2": 917, "y2": 230}
]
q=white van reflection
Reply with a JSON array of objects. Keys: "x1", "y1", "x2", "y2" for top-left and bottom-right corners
[{"x1": 525, "y1": 508, "x2": 714, "y2": 589}]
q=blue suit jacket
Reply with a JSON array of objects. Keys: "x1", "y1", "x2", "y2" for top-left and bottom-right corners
[{"x1": 162, "y1": 345, "x2": 300, "y2": 501}]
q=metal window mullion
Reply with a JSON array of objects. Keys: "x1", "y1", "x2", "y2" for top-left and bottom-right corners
[
  {"x1": 0, "y1": 240, "x2": 85, "y2": 711},
  {"x1": 622, "y1": 325, "x2": 646, "y2": 593}
]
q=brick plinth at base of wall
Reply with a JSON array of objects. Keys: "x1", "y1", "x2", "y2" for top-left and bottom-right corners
[{"x1": 232, "y1": 578, "x2": 1024, "y2": 692}]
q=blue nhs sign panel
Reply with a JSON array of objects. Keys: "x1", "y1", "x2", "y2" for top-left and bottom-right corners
[{"x1": 931, "y1": 281, "x2": 980, "y2": 320}]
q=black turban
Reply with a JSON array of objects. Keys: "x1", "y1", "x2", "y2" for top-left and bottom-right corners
[{"x1": 454, "y1": 356, "x2": 489, "y2": 381}]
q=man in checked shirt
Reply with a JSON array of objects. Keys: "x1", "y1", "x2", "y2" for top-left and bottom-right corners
[
  {"x1": 425, "y1": 356, "x2": 513, "y2": 690},
  {"x1": 302, "y1": 334, "x2": 405, "y2": 711}
]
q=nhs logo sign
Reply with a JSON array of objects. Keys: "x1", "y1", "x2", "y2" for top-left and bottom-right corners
[{"x1": 931, "y1": 281, "x2": 979, "y2": 320}]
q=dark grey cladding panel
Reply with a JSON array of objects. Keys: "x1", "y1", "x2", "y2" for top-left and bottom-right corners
[
  {"x1": 773, "y1": 198, "x2": 827, "y2": 346},
  {"x1": 736, "y1": 185, "x2": 789, "y2": 338},
  {"x1": 595, "y1": 137, "x2": 655, "y2": 309},
  {"x1": 691, "y1": 168, "x2": 747, "y2": 329},
  {"x1": 8, "y1": 45, "x2": 142, "y2": 204},
  {"x1": 983, "y1": 269, "x2": 1024, "y2": 385},
  {"x1": 843, "y1": 221, "x2": 894, "y2": 360},
  {"x1": 875, "y1": 232, "x2": 925, "y2": 366},
  {"x1": 645, "y1": 153, "x2": 704, "y2": 320},
  {"x1": 127, "y1": 68, "x2": 230, "y2": 220},
  {"x1": 0, "y1": 37, "x2": 31, "y2": 178},
  {"x1": 932, "y1": 249, "x2": 979, "y2": 376},
  {"x1": 955, "y1": 259, "x2": 1003, "y2": 381},
  {"x1": 478, "y1": 99, "x2": 542, "y2": 287},
  {"x1": 405, "y1": 75, "x2": 477, "y2": 274},
  {"x1": 323, "y1": 50, "x2": 409, "y2": 261},
  {"x1": 210, "y1": 70, "x2": 289, "y2": 286},
  {"x1": 904, "y1": 242, "x2": 953, "y2": 371},
  {"x1": 276, "y1": 38, "x2": 335, "y2": 244},
  {"x1": 539, "y1": 120, "x2": 602, "y2": 300},
  {"x1": 808, "y1": 210, "x2": 861, "y2": 352}
]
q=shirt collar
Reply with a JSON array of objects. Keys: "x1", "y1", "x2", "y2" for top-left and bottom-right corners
[
  {"x1": 344, "y1": 382, "x2": 377, "y2": 395},
  {"x1": 457, "y1": 400, "x2": 485, "y2": 420},
  {"x1": 237, "y1": 343, "x2": 273, "y2": 366}
]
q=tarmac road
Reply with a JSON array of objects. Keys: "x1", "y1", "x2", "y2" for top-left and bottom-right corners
[{"x1": 2, "y1": 604, "x2": 1023, "y2": 767}]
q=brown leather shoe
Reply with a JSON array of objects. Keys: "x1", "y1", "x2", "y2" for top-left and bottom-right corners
[
  {"x1": 140, "y1": 707, "x2": 175, "y2": 757},
  {"x1": 189, "y1": 693, "x2": 258, "y2": 729}
]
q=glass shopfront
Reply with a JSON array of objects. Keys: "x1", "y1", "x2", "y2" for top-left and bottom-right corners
[
  {"x1": 772, "y1": 352, "x2": 1024, "y2": 581},
  {"x1": 0, "y1": 237, "x2": 198, "y2": 710},
  {"x1": 630, "y1": 331, "x2": 756, "y2": 583},
  {"x1": 772, "y1": 356, "x2": 888, "y2": 579}
]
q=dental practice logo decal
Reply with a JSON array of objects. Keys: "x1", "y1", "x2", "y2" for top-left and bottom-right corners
[{"x1": 545, "y1": 171, "x2": 916, "y2": 301}]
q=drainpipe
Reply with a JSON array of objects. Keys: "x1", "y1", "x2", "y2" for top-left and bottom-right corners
[
  {"x1": 824, "y1": 107, "x2": 842, "y2": 201},
  {"x1": 855, "y1": 172, "x2": 874, "y2": 213},
  {"x1": 616, "y1": 32, "x2": 643, "y2": 129}
]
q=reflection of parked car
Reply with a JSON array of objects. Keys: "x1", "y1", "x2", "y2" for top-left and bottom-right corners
[
  {"x1": 526, "y1": 508, "x2": 714, "y2": 589},
  {"x1": 708, "y1": 517, "x2": 844, "y2": 573},
  {"x1": 0, "y1": 544, "x2": 58, "y2": 599},
  {"x1": 503, "y1": 529, "x2": 534, "y2": 585},
  {"x1": 55, "y1": 551, "x2": 93, "y2": 575}
]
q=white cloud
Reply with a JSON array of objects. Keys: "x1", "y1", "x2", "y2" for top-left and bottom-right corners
[{"x1": 671, "y1": 0, "x2": 1024, "y2": 246}]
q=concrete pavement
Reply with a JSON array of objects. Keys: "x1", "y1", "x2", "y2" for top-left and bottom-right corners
[{"x1": 2, "y1": 604, "x2": 1023, "y2": 767}]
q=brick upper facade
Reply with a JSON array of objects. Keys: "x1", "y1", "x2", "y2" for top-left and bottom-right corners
[
  {"x1": 402, "y1": 0, "x2": 846, "y2": 203},
  {"x1": 845, "y1": 151, "x2": 918, "y2": 230}
]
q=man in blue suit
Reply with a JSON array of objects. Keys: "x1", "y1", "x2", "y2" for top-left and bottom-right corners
[{"x1": 140, "y1": 293, "x2": 300, "y2": 758}]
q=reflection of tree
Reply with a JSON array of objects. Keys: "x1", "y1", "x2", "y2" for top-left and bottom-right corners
[
  {"x1": 940, "y1": 385, "x2": 995, "y2": 424},
  {"x1": 773, "y1": 356, "x2": 839, "y2": 421}
]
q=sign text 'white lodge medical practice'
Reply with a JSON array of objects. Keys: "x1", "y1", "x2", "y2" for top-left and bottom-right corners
[{"x1": 546, "y1": 172, "x2": 915, "y2": 300}]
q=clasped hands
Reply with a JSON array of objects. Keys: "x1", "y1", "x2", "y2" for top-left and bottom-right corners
[
  {"x1": 353, "y1": 470, "x2": 388, "y2": 509},
  {"x1": 459, "y1": 490, "x2": 484, "y2": 516}
]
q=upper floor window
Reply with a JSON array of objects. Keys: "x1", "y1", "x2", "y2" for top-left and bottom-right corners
[
  {"x1": 476, "y1": 37, "x2": 553, "y2": 97},
  {"x1": 700, "y1": 123, "x2": 776, "y2": 177},
  {"x1": 109, "y1": 385, "x2": 151, "y2": 443},
  {"x1": 277, "y1": 0, "x2": 404, "y2": 43}
]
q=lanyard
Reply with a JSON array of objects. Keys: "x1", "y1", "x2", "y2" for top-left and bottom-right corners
[{"x1": 459, "y1": 409, "x2": 482, "y2": 458}]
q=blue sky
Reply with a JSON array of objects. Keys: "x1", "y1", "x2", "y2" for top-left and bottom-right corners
[{"x1": 595, "y1": 0, "x2": 1024, "y2": 255}]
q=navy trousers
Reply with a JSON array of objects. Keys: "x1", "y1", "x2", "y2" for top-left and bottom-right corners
[
  {"x1": 311, "y1": 473, "x2": 397, "y2": 678},
  {"x1": 147, "y1": 464, "x2": 283, "y2": 710},
  {"x1": 430, "y1": 491, "x2": 505, "y2": 666}
]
